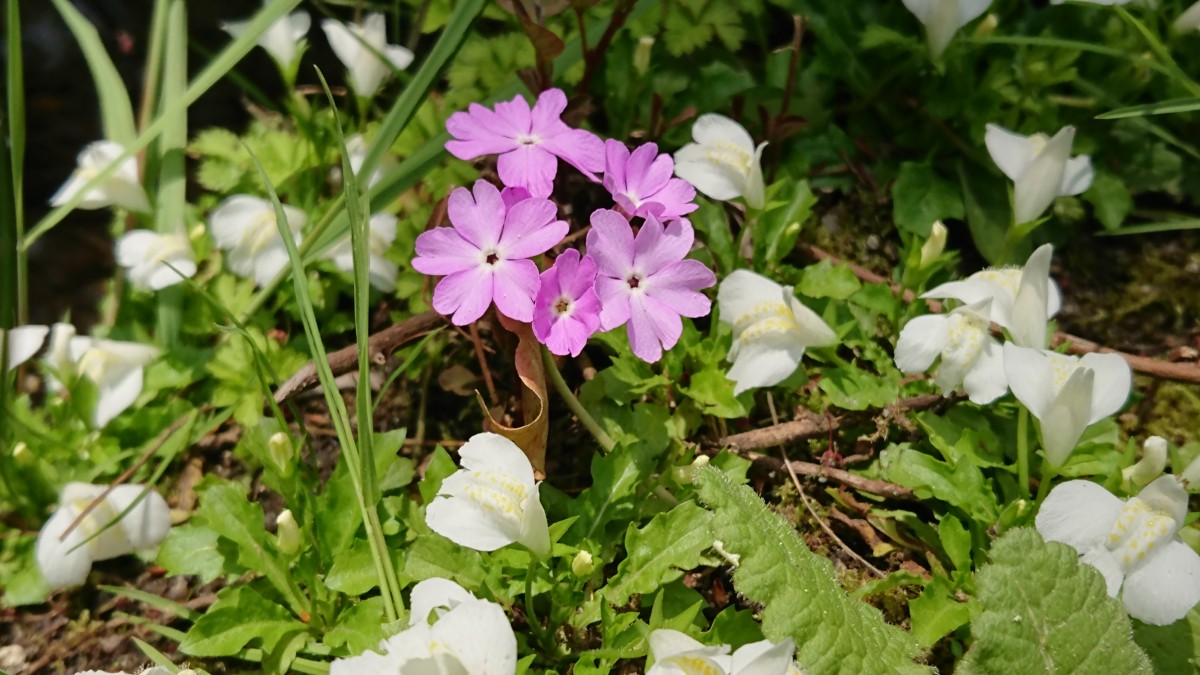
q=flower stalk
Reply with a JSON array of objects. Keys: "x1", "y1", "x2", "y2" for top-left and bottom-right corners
[{"x1": 541, "y1": 345, "x2": 615, "y2": 453}]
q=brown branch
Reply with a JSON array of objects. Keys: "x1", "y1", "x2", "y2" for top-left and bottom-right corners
[
  {"x1": 705, "y1": 445, "x2": 914, "y2": 500},
  {"x1": 274, "y1": 311, "x2": 444, "y2": 403},
  {"x1": 804, "y1": 245, "x2": 1200, "y2": 385},
  {"x1": 718, "y1": 394, "x2": 942, "y2": 453}
]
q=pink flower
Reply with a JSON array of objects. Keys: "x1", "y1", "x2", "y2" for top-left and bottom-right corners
[
  {"x1": 413, "y1": 180, "x2": 567, "y2": 325},
  {"x1": 586, "y1": 210, "x2": 715, "y2": 363},
  {"x1": 533, "y1": 250, "x2": 601, "y2": 357},
  {"x1": 603, "y1": 140, "x2": 697, "y2": 221},
  {"x1": 445, "y1": 89, "x2": 604, "y2": 198}
]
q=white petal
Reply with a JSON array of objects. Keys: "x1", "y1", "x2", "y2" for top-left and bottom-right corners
[
  {"x1": 894, "y1": 315, "x2": 949, "y2": 374},
  {"x1": 674, "y1": 143, "x2": 746, "y2": 202},
  {"x1": 958, "y1": 0, "x2": 993, "y2": 26},
  {"x1": 925, "y1": 0, "x2": 963, "y2": 58},
  {"x1": 1036, "y1": 480, "x2": 1124, "y2": 551},
  {"x1": 1077, "y1": 352, "x2": 1131, "y2": 424},
  {"x1": 901, "y1": 0, "x2": 936, "y2": 23},
  {"x1": 690, "y1": 114, "x2": 755, "y2": 153},
  {"x1": 1003, "y1": 344, "x2": 1055, "y2": 418},
  {"x1": 1039, "y1": 366, "x2": 1094, "y2": 467},
  {"x1": 1013, "y1": 126, "x2": 1074, "y2": 224},
  {"x1": 458, "y1": 432, "x2": 536, "y2": 486},
  {"x1": 1136, "y1": 475, "x2": 1189, "y2": 529},
  {"x1": 1080, "y1": 546, "x2": 1126, "y2": 597},
  {"x1": 1009, "y1": 243, "x2": 1053, "y2": 348},
  {"x1": 1121, "y1": 539, "x2": 1200, "y2": 625},
  {"x1": 962, "y1": 336, "x2": 1008, "y2": 404},
  {"x1": 409, "y1": 577, "x2": 476, "y2": 625},
  {"x1": 210, "y1": 195, "x2": 268, "y2": 248},
  {"x1": 922, "y1": 277, "x2": 1013, "y2": 324},
  {"x1": 114, "y1": 230, "x2": 158, "y2": 268},
  {"x1": 384, "y1": 45, "x2": 415, "y2": 71},
  {"x1": 322, "y1": 19, "x2": 362, "y2": 75},
  {"x1": 785, "y1": 294, "x2": 837, "y2": 346},
  {"x1": 431, "y1": 600, "x2": 519, "y2": 675},
  {"x1": 726, "y1": 334, "x2": 807, "y2": 395},
  {"x1": 519, "y1": 484, "x2": 551, "y2": 557},
  {"x1": 1060, "y1": 155, "x2": 1094, "y2": 196},
  {"x1": 253, "y1": 244, "x2": 294, "y2": 288},
  {"x1": 5, "y1": 325, "x2": 49, "y2": 370},
  {"x1": 649, "y1": 629, "x2": 716, "y2": 660},
  {"x1": 718, "y1": 270, "x2": 785, "y2": 325},
  {"x1": 731, "y1": 638, "x2": 795, "y2": 674},
  {"x1": 1174, "y1": 1, "x2": 1200, "y2": 32},
  {"x1": 105, "y1": 484, "x2": 171, "y2": 550},
  {"x1": 984, "y1": 124, "x2": 1038, "y2": 182},
  {"x1": 94, "y1": 365, "x2": 144, "y2": 428},
  {"x1": 36, "y1": 502, "x2": 96, "y2": 588},
  {"x1": 744, "y1": 142, "x2": 767, "y2": 209}
]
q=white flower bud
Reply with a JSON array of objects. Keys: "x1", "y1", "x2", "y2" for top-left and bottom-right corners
[
  {"x1": 571, "y1": 550, "x2": 595, "y2": 578},
  {"x1": 276, "y1": 509, "x2": 301, "y2": 555},
  {"x1": 919, "y1": 220, "x2": 948, "y2": 269},
  {"x1": 268, "y1": 432, "x2": 294, "y2": 476},
  {"x1": 1123, "y1": 436, "x2": 1169, "y2": 489}
]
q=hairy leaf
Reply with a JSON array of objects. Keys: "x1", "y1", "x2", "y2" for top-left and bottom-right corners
[{"x1": 694, "y1": 466, "x2": 927, "y2": 674}]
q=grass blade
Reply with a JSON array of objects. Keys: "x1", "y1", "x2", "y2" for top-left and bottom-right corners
[
  {"x1": 5, "y1": 0, "x2": 26, "y2": 326},
  {"x1": 150, "y1": 0, "x2": 188, "y2": 345},
  {"x1": 1096, "y1": 97, "x2": 1200, "y2": 120},
  {"x1": 1097, "y1": 219, "x2": 1200, "y2": 235},
  {"x1": 48, "y1": 0, "x2": 137, "y2": 145},
  {"x1": 1113, "y1": 6, "x2": 1200, "y2": 97}
]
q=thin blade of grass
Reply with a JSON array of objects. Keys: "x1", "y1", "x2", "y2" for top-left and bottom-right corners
[
  {"x1": 964, "y1": 35, "x2": 1175, "y2": 80},
  {"x1": 1113, "y1": 5, "x2": 1200, "y2": 97},
  {"x1": 152, "y1": 0, "x2": 188, "y2": 344},
  {"x1": 1097, "y1": 219, "x2": 1200, "y2": 235},
  {"x1": 49, "y1": 0, "x2": 137, "y2": 145},
  {"x1": 6, "y1": 0, "x2": 26, "y2": 326},
  {"x1": 102, "y1": 585, "x2": 200, "y2": 622},
  {"x1": 247, "y1": 146, "x2": 404, "y2": 622},
  {"x1": 23, "y1": 0, "x2": 303, "y2": 249},
  {"x1": 130, "y1": 638, "x2": 182, "y2": 673},
  {"x1": 1096, "y1": 97, "x2": 1200, "y2": 120}
]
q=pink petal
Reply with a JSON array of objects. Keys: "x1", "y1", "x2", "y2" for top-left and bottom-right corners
[
  {"x1": 412, "y1": 227, "x2": 479, "y2": 275},
  {"x1": 493, "y1": 93, "x2": 533, "y2": 135},
  {"x1": 499, "y1": 198, "x2": 567, "y2": 258},
  {"x1": 433, "y1": 266, "x2": 494, "y2": 325},
  {"x1": 492, "y1": 259, "x2": 540, "y2": 322},
  {"x1": 500, "y1": 186, "x2": 532, "y2": 210},
  {"x1": 530, "y1": 88, "x2": 568, "y2": 134},
  {"x1": 646, "y1": 259, "x2": 714, "y2": 318},
  {"x1": 445, "y1": 104, "x2": 520, "y2": 159},
  {"x1": 624, "y1": 143, "x2": 659, "y2": 190},
  {"x1": 586, "y1": 209, "x2": 636, "y2": 277},
  {"x1": 498, "y1": 146, "x2": 557, "y2": 198},
  {"x1": 541, "y1": 128, "x2": 605, "y2": 176},
  {"x1": 566, "y1": 254, "x2": 598, "y2": 299},
  {"x1": 634, "y1": 215, "x2": 694, "y2": 276},
  {"x1": 595, "y1": 276, "x2": 631, "y2": 331},
  {"x1": 603, "y1": 139, "x2": 630, "y2": 195},
  {"x1": 627, "y1": 294, "x2": 679, "y2": 363},
  {"x1": 637, "y1": 148, "x2": 675, "y2": 195},
  {"x1": 644, "y1": 178, "x2": 698, "y2": 219},
  {"x1": 447, "y1": 181, "x2": 505, "y2": 249}
]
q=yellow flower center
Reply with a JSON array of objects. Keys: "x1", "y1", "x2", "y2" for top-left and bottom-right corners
[
  {"x1": 462, "y1": 470, "x2": 528, "y2": 517},
  {"x1": 1106, "y1": 497, "x2": 1177, "y2": 573},
  {"x1": 942, "y1": 311, "x2": 989, "y2": 370},
  {"x1": 703, "y1": 140, "x2": 752, "y2": 174}
]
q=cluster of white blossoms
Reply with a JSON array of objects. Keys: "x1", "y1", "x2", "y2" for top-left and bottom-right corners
[
  {"x1": 36, "y1": 482, "x2": 171, "y2": 589},
  {"x1": 895, "y1": 244, "x2": 1131, "y2": 468}
]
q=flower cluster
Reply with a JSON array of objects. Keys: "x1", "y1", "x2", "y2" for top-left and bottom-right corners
[
  {"x1": 417, "y1": 87, "x2": 721, "y2": 362},
  {"x1": 895, "y1": 244, "x2": 1131, "y2": 467}
]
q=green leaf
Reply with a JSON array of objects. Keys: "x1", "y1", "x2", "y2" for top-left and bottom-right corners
[
  {"x1": 324, "y1": 597, "x2": 388, "y2": 655},
  {"x1": 1083, "y1": 171, "x2": 1133, "y2": 232},
  {"x1": 570, "y1": 445, "x2": 656, "y2": 543},
  {"x1": 880, "y1": 445, "x2": 998, "y2": 524},
  {"x1": 180, "y1": 583, "x2": 309, "y2": 657},
  {"x1": 818, "y1": 367, "x2": 899, "y2": 411},
  {"x1": 325, "y1": 539, "x2": 378, "y2": 596},
  {"x1": 892, "y1": 162, "x2": 963, "y2": 236},
  {"x1": 601, "y1": 501, "x2": 714, "y2": 606},
  {"x1": 418, "y1": 446, "x2": 459, "y2": 504},
  {"x1": 680, "y1": 369, "x2": 747, "y2": 419},
  {"x1": 1096, "y1": 97, "x2": 1200, "y2": 120},
  {"x1": 1133, "y1": 605, "x2": 1200, "y2": 673},
  {"x1": 694, "y1": 466, "x2": 927, "y2": 674},
  {"x1": 958, "y1": 529, "x2": 1152, "y2": 675},
  {"x1": 908, "y1": 575, "x2": 971, "y2": 647},
  {"x1": 756, "y1": 181, "x2": 815, "y2": 266},
  {"x1": 157, "y1": 524, "x2": 227, "y2": 584},
  {"x1": 798, "y1": 259, "x2": 861, "y2": 300},
  {"x1": 402, "y1": 534, "x2": 485, "y2": 590},
  {"x1": 937, "y1": 515, "x2": 972, "y2": 573}
]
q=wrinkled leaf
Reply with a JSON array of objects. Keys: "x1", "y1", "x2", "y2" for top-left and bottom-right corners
[{"x1": 476, "y1": 315, "x2": 548, "y2": 475}]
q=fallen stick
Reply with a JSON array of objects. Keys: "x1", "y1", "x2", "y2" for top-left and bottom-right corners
[
  {"x1": 805, "y1": 245, "x2": 1200, "y2": 385},
  {"x1": 274, "y1": 311, "x2": 444, "y2": 403}
]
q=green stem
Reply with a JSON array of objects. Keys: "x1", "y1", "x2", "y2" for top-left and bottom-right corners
[
  {"x1": 524, "y1": 562, "x2": 549, "y2": 651},
  {"x1": 1036, "y1": 460, "x2": 1057, "y2": 504},
  {"x1": 1016, "y1": 405, "x2": 1031, "y2": 499},
  {"x1": 541, "y1": 346, "x2": 615, "y2": 452}
]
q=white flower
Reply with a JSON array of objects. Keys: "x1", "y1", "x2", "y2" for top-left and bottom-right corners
[
  {"x1": 209, "y1": 195, "x2": 307, "y2": 287},
  {"x1": 717, "y1": 270, "x2": 837, "y2": 395},
  {"x1": 36, "y1": 482, "x2": 171, "y2": 589},
  {"x1": 647, "y1": 629, "x2": 798, "y2": 675},
  {"x1": 344, "y1": 134, "x2": 394, "y2": 189},
  {"x1": 325, "y1": 212, "x2": 398, "y2": 292},
  {"x1": 923, "y1": 243, "x2": 1059, "y2": 348},
  {"x1": 1037, "y1": 476, "x2": 1200, "y2": 625},
  {"x1": 49, "y1": 141, "x2": 149, "y2": 213},
  {"x1": 425, "y1": 432, "x2": 550, "y2": 557},
  {"x1": 1174, "y1": 1, "x2": 1200, "y2": 32},
  {"x1": 321, "y1": 13, "x2": 414, "y2": 99},
  {"x1": 895, "y1": 299, "x2": 1007, "y2": 404},
  {"x1": 901, "y1": 0, "x2": 992, "y2": 59},
  {"x1": 222, "y1": 4, "x2": 311, "y2": 75},
  {"x1": 43, "y1": 323, "x2": 160, "y2": 428},
  {"x1": 1004, "y1": 344, "x2": 1131, "y2": 467},
  {"x1": 674, "y1": 114, "x2": 767, "y2": 209},
  {"x1": 984, "y1": 124, "x2": 1093, "y2": 225},
  {"x1": 330, "y1": 578, "x2": 516, "y2": 675},
  {"x1": 1123, "y1": 436, "x2": 1168, "y2": 490},
  {"x1": 115, "y1": 229, "x2": 197, "y2": 291},
  {"x1": 3, "y1": 325, "x2": 49, "y2": 371}
]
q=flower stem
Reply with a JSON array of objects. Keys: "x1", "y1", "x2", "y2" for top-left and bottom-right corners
[
  {"x1": 1036, "y1": 460, "x2": 1057, "y2": 504},
  {"x1": 524, "y1": 562, "x2": 549, "y2": 650},
  {"x1": 542, "y1": 346, "x2": 615, "y2": 452},
  {"x1": 1016, "y1": 405, "x2": 1031, "y2": 499}
]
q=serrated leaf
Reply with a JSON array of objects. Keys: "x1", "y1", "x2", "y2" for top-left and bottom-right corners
[
  {"x1": 892, "y1": 162, "x2": 963, "y2": 236},
  {"x1": 180, "y1": 583, "x2": 309, "y2": 657},
  {"x1": 798, "y1": 259, "x2": 861, "y2": 300},
  {"x1": 694, "y1": 466, "x2": 927, "y2": 674},
  {"x1": 680, "y1": 369, "x2": 747, "y2": 419},
  {"x1": 602, "y1": 501, "x2": 714, "y2": 605},
  {"x1": 818, "y1": 366, "x2": 899, "y2": 411},
  {"x1": 156, "y1": 524, "x2": 227, "y2": 583},
  {"x1": 957, "y1": 528, "x2": 1152, "y2": 675}
]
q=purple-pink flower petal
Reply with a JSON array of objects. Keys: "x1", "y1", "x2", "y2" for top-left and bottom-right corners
[
  {"x1": 595, "y1": 276, "x2": 631, "y2": 331},
  {"x1": 411, "y1": 228, "x2": 477, "y2": 276},
  {"x1": 445, "y1": 103, "x2": 520, "y2": 159},
  {"x1": 433, "y1": 266, "x2": 494, "y2": 325},
  {"x1": 530, "y1": 88, "x2": 568, "y2": 132},
  {"x1": 586, "y1": 209, "x2": 636, "y2": 278},
  {"x1": 532, "y1": 249, "x2": 601, "y2": 357},
  {"x1": 634, "y1": 216, "x2": 695, "y2": 276},
  {"x1": 446, "y1": 180, "x2": 505, "y2": 249},
  {"x1": 499, "y1": 198, "x2": 567, "y2": 258},
  {"x1": 492, "y1": 259, "x2": 540, "y2": 322},
  {"x1": 646, "y1": 259, "x2": 715, "y2": 317},
  {"x1": 540, "y1": 128, "x2": 605, "y2": 176},
  {"x1": 498, "y1": 145, "x2": 558, "y2": 198}
]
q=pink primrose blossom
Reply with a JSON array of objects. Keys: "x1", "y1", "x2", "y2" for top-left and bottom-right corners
[
  {"x1": 445, "y1": 88, "x2": 604, "y2": 198},
  {"x1": 586, "y1": 210, "x2": 715, "y2": 363},
  {"x1": 533, "y1": 249, "x2": 602, "y2": 357},
  {"x1": 413, "y1": 180, "x2": 567, "y2": 325},
  {"x1": 603, "y1": 139, "x2": 697, "y2": 221}
]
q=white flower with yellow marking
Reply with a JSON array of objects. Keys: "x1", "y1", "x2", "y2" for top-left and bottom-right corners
[
  {"x1": 330, "y1": 577, "x2": 516, "y2": 675},
  {"x1": 209, "y1": 195, "x2": 307, "y2": 287},
  {"x1": 984, "y1": 124, "x2": 1093, "y2": 225},
  {"x1": 43, "y1": 323, "x2": 160, "y2": 428},
  {"x1": 115, "y1": 228, "x2": 197, "y2": 291},
  {"x1": 49, "y1": 140, "x2": 149, "y2": 213},
  {"x1": 646, "y1": 629, "x2": 799, "y2": 675},
  {"x1": 895, "y1": 299, "x2": 1008, "y2": 404},
  {"x1": 674, "y1": 114, "x2": 766, "y2": 209},
  {"x1": 1004, "y1": 344, "x2": 1131, "y2": 467},
  {"x1": 717, "y1": 270, "x2": 837, "y2": 395},
  {"x1": 425, "y1": 432, "x2": 550, "y2": 557},
  {"x1": 321, "y1": 13, "x2": 414, "y2": 99},
  {"x1": 923, "y1": 243, "x2": 1059, "y2": 348},
  {"x1": 901, "y1": 0, "x2": 992, "y2": 59},
  {"x1": 222, "y1": 3, "x2": 311, "y2": 82},
  {"x1": 2, "y1": 325, "x2": 49, "y2": 371},
  {"x1": 1037, "y1": 475, "x2": 1200, "y2": 625},
  {"x1": 36, "y1": 482, "x2": 171, "y2": 589}
]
